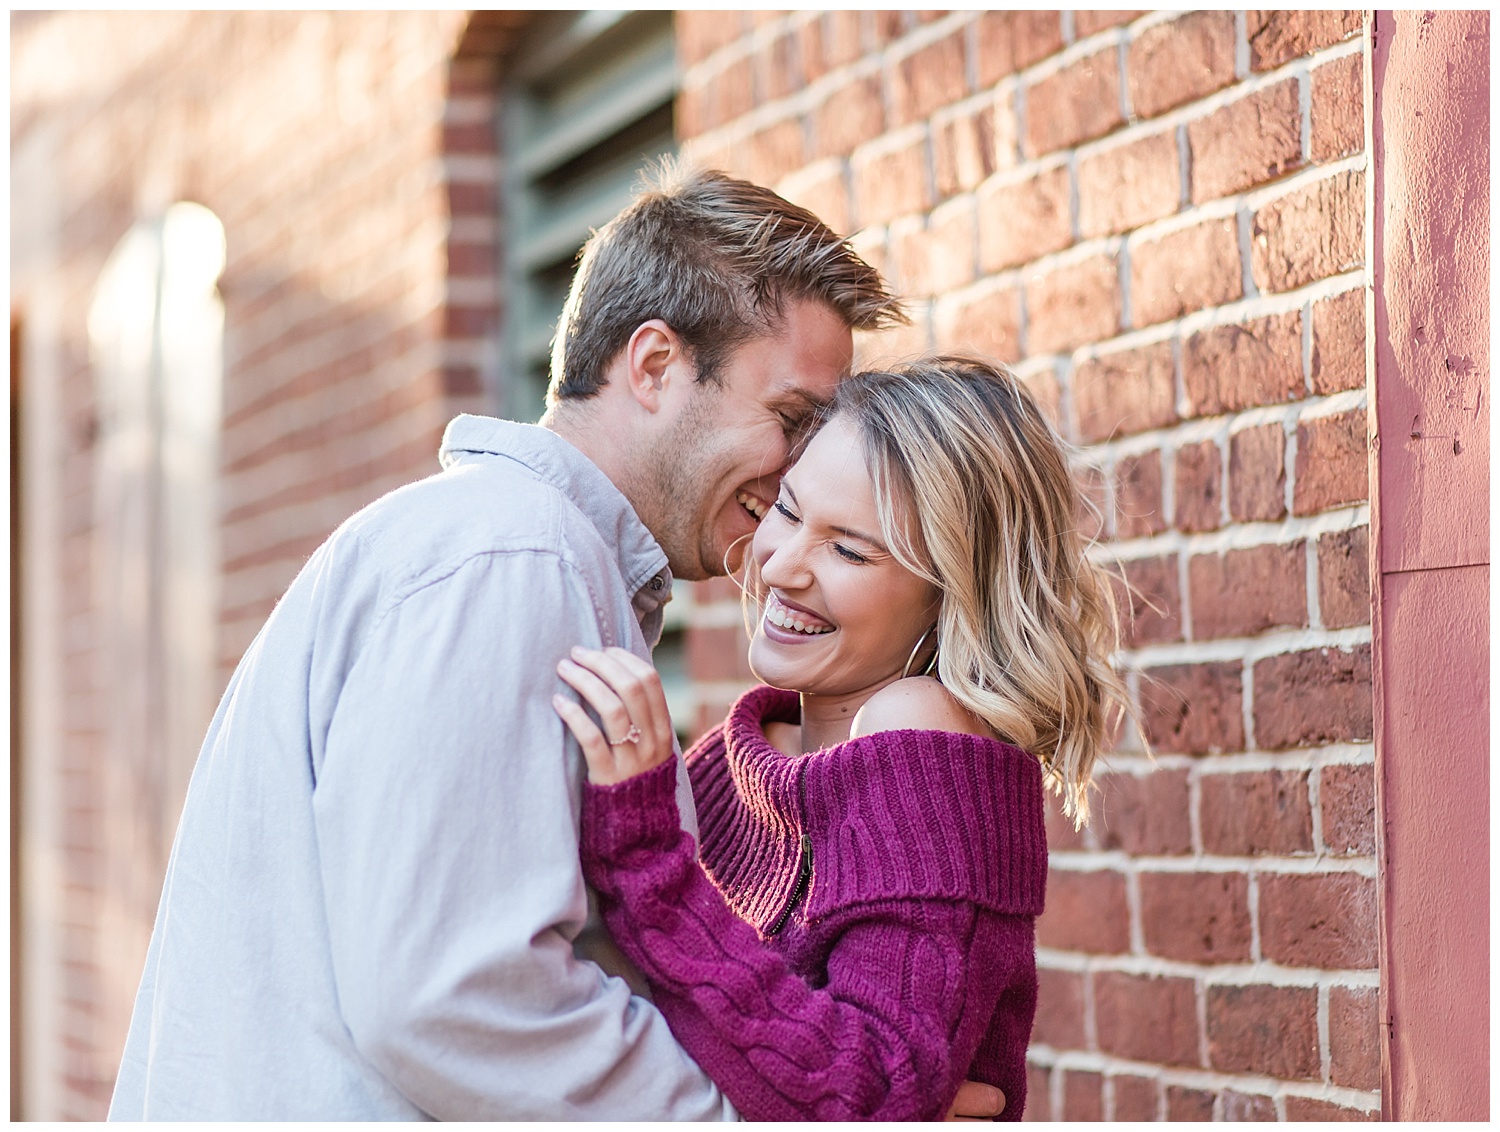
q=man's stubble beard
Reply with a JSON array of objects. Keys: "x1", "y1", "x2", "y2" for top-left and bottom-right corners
[{"x1": 638, "y1": 384, "x2": 724, "y2": 582}]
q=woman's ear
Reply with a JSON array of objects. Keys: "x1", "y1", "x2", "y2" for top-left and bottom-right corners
[{"x1": 622, "y1": 319, "x2": 685, "y2": 413}]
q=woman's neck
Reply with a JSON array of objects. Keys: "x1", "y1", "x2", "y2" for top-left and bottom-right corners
[{"x1": 793, "y1": 677, "x2": 901, "y2": 754}]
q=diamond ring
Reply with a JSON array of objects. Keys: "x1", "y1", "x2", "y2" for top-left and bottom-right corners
[{"x1": 608, "y1": 724, "x2": 643, "y2": 747}]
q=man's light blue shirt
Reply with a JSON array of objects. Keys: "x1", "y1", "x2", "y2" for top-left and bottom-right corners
[{"x1": 108, "y1": 416, "x2": 735, "y2": 1120}]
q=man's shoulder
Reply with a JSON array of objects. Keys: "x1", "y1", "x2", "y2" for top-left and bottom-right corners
[{"x1": 338, "y1": 456, "x2": 591, "y2": 564}]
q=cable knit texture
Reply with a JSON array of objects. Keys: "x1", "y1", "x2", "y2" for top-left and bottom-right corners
[{"x1": 580, "y1": 685, "x2": 1047, "y2": 1121}]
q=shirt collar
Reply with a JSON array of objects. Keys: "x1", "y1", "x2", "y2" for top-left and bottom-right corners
[{"x1": 438, "y1": 415, "x2": 673, "y2": 614}]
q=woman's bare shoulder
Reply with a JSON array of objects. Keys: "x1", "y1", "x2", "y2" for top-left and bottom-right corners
[{"x1": 850, "y1": 677, "x2": 995, "y2": 741}]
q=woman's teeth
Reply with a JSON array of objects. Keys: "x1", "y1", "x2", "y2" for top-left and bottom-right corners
[
  {"x1": 765, "y1": 595, "x2": 833, "y2": 635},
  {"x1": 737, "y1": 491, "x2": 768, "y2": 521}
]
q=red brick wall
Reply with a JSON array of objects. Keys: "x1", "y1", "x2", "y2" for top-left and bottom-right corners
[
  {"x1": 676, "y1": 10, "x2": 1377, "y2": 1120},
  {"x1": 10, "y1": 11, "x2": 518, "y2": 1117}
]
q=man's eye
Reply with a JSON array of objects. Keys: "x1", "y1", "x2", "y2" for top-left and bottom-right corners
[
  {"x1": 773, "y1": 500, "x2": 799, "y2": 523},
  {"x1": 778, "y1": 413, "x2": 807, "y2": 436},
  {"x1": 834, "y1": 544, "x2": 868, "y2": 565}
]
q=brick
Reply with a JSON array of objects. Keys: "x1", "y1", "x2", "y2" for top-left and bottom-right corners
[
  {"x1": 740, "y1": 117, "x2": 806, "y2": 186},
  {"x1": 1095, "y1": 768, "x2": 1192, "y2": 855},
  {"x1": 892, "y1": 201, "x2": 976, "y2": 297},
  {"x1": 1075, "y1": 10, "x2": 1146, "y2": 37},
  {"x1": 1182, "y1": 311, "x2": 1302, "y2": 416},
  {"x1": 814, "y1": 76, "x2": 885, "y2": 159},
  {"x1": 1206, "y1": 983, "x2": 1320, "y2": 1078},
  {"x1": 1173, "y1": 440, "x2": 1222, "y2": 533},
  {"x1": 1113, "y1": 553, "x2": 1182, "y2": 647},
  {"x1": 1222, "y1": 1091, "x2": 1277, "y2": 1121},
  {"x1": 1329, "y1": 984, "x2": 1381, "y2": 1090},
  {"x1": 812, "y1": 11, "x2": 864, "y2": 72},
  {"x1": 1318, "y1": 526, "x2": 1371, "y2": 629},
  {"x1": 1140, "y1": 870, "x2": 1252, "y2": 963},
  {"x1": 1254, "y1": 645, "x2": 1373, "y2": 748},
  {"x1": 795, "y1": 18, "x2": 829, "y2": 83},
  {"x1": 1022, "y1": 1063, "x2": 1052, "y2": 1122},
  {"x1": 1201, "y1": 769, "x2": 1314, "y2": 856},
  {"x1": 852, "y1": 135, "x2": 931, "y2": 227},
  {"x1": 1294, "y1": 409, "x2": 1368, "y2": 515},
  {"x1": 1140, "y1": 662, "x2": 1245, "y2": 753},
  {"x1": 1190, "y1": 542, "x2": 1307, "y2": 639},
  {"x1": 1311, "y1": 51, "x2": 1364, "y2": 162},
  {"x1": 1129, "y1": 217, "x2": 1242, "y2": 326},
  {"x1": 1259, "y1": 870, "x2": 1378, "y2": 968},
  {"x1": 1072, "y1": 342, "x2": 1176, "y2": 442},
  {"x1": 1033, "y1": 966, "x2": 1087, "y2": 1049},
  {"x1": 933, "y1": 279, "x2": 1022, "y2": 362},
  {"x1": 1110, "y1": 1075, "x2": 1158, "y2": 1121},
  {"x1": 1095, "y1": 972, "x2": 1201, "y2": 1067},
  {"x1": 933, "y1": 101, "x2": 998, "y2": 197},
  {"x1": 976, "y1": 164, "x2": 1071, "y2": 273},
  {"x1": 1127, "y1": 11, "x2": 1237, "y2": 119},
  {"x1": 1025, "y1": 253, "x2": 1121, "y2": 355},
  {"x1": 890, "y1": 31, "x2": 967, "y2": 126},
  {"x1": 1286, "y1": 1097, "x2": 1378, "y2": 1121},
  {"x1": 1043, "y1": 786, "x2": 1086, "y2": 850},
  {"x1": 1036, "y1": 868, "x2": 1130, "y2": 953},
  {"x1": 1228, "y1": 423, "x2": 1287, "y2": 522},
  {"x1": 1166, "y1": 1085, "x2": 1216, "y2": 1120},
  {"x1": 676, "y1": 11, "x2": 747, "y2": 65},
  {"x1": 760, "y1": 30, "x2": 804, "y2": 101},
  {"x1": 685, "y1": 625, "x2": 755, "y2": 682},
  {"x1": 1074, "y1": 462, "x2": 1108, "y2": 543},
  {"x1": 1187, "y1": 80, "x2": 1301, "y2": 203},
  {"x1": 974, "y1": 10, "x2": 1064, "y2": 86},
  {"x1": 870, "y1": 10, "x2": 909, "y2": 45},
  {"x1": 1078, "y1": 130, "x2": 1179, "y2": 237},
  {"x1": 1321, "y1": 762, "x2": 1376, "y2": 856},
  {"x1": 1113, "y1": 450, "x2": 1165, "y2": 538},
  {"x1": 1310, "y1": 288, "x2": 1367, "y2": 394},
  {"x1": 1061, "y1": 1070, "x2": 1103, "y2": 1121},
  {"x1": 775, "y1": 164, "x2": 850, "y2": 237},
  {"x1": 713, "y1": 56, "x2": 757, "y2": 128},
  {"x1": 1024, "y1": 49, "x2": 1124, "y2": 157},
  {"x1": 1247, "y1": 10, "x2": 1363, "y2": 72},
  {"x1": 1020, "y1": 365, "x2": 1064, "y2": 433},
  {"x1": 1252, "y1": 170, "x2": 1365, "y2": 292}
]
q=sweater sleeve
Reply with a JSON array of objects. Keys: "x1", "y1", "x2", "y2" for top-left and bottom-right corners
[{"x1": 580, "y1": 760, "x2": 1036, "y2": 1122}]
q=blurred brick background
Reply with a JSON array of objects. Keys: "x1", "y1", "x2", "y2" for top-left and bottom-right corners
[{"x1": 11, "y1": 10, "x2": 1388, "y2": 1122}]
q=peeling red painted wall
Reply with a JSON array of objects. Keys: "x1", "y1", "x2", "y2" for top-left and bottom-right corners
[{"x1": 1369, "y1": 8, "x2": 1489, "y2": 1121}]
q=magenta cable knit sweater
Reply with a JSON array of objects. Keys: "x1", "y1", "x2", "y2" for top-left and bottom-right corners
[{"x1": 580, "y1": 685, "x2": 1048, "y2": 1121}]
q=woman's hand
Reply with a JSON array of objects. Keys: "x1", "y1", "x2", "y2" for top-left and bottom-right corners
[
  {"x1": 554, "y1": 646, "x2": 676, "y2": 785},
  {"x1": 945, "y1": 1080, "x2": 1005, "y2": 1120}
]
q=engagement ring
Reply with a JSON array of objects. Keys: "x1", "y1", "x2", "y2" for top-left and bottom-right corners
[{"x1": 608, "y1": 724, "x2": 642, "y2": 747}]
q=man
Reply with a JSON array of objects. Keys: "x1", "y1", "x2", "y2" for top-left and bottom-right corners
[{"x1": 110, "y1": 165, "x2": 913, "y2": 1119}]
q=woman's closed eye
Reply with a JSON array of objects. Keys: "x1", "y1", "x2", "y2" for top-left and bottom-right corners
[
  {"x1": 833, "y1": 543, "x2": 869, "y2": 565},
  {"x1": 773, "y1": 499, "x2": 799, "y2": 523}
]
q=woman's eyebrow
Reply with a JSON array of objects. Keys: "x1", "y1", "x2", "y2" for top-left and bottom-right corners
[
  {"x1": 782, "y1": 478, "x2": 890, "y2": 553},
  {"x1": 829, "y1": 523, "x2": 889, "y2": 553}
]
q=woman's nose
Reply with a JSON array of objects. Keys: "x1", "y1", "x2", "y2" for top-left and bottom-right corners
[{"x1": 758, "y1": 530, "x2": 813, "y2": 590}]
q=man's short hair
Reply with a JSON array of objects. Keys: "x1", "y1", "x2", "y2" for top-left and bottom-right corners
[{"x1": 547, "y1": 161, "x2": 906, "y2": 401}]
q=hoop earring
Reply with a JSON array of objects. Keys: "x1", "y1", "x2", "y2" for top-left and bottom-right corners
[
  {"x1": 902, "y1": 624, "x2": 940, "y2": 679},
  {"x1": 721, "y1": 532, "x2": 755, "y2": 595}
]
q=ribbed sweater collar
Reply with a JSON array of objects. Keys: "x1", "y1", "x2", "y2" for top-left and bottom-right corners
[{"x1": 687, "y1": 685, "x2": 1049, "y2": 937}]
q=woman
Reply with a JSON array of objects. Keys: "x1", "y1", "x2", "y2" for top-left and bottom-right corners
[{"x1": 552, "y1": 357, "x2": 1131, "y2": 1121}]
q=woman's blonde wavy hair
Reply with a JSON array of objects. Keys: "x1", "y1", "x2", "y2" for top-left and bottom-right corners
[{"x1": 826, "y1": 356, "x2": 1136, "y2": 826}]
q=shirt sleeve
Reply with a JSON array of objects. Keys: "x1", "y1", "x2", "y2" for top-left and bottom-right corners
[
  {"x1": 581, "y1": 759, "x2": 1035, "y2": 1122},
  {"x1": 311, "y1": 550, "x2": 734, "y2": 1120}
]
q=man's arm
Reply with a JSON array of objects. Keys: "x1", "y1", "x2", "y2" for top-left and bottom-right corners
[{"x1": 310, "y1": 550, "x2": 733, "y2": 1120}]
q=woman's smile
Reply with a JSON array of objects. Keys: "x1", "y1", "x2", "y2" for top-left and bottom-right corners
[{"x1": 761, "y1": 591, "x2": 835, "y2": 638}]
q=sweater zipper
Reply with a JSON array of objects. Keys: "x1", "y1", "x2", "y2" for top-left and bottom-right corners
[{"x1": 766, "y1": 833, "x2": 813, "y2": 937}]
